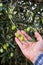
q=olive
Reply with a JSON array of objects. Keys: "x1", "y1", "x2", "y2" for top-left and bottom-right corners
[
  {"x1": 15, "y1": 33, "x2": 20, "y2": 37},
  {"x1": 0, "y1": 48, "x2": 3, "y2": 53},
  {"x1": 20, "y1": 36, "x2": 24, "y2": 41},
  {"x1": 11, "y1": 25, "x2": 16, "y2": 31},
  {"x1": 10, "y1": 52, "x2": 14, "y2": 57},
  {"x1": 3, "y1": 44, "x2": 8, "y2": 50},
  {"x1": 0, "y1": 3, "x2": 3, "y2": 6},
  {"x1": 26, "y1": 27, "x2": 30, "y2": 32}
]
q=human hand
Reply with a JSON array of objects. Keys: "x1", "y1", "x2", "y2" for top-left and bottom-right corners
[{"x1": 15, "y1": 30, "x2": 43, "y2": 63}]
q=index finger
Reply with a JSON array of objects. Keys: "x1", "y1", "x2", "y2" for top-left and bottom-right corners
[
  {"x1": 21, "y1": 30, "x2": 32, "y2": 40},
  {"x1": 15, "y1": 37, "x2": 23, "y2": 50}
]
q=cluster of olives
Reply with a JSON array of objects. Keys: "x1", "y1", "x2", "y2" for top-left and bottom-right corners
[
  {"x1": 15, "y1": 33, "x2": 25, "y2": 41},
  {"x1": 0, "y1": 43, "x2": 14, "y2": 58}
]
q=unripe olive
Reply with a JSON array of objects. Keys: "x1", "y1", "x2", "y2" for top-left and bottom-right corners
[
  {"x1": 0, "y1": 3, "x2": 3, "y2": 6},
  {"x1": 10, "y1": 52, "x2": 14, "y2": 57},
  {"x1": 20, "y1": 36, "x2": 24, "y2": 41},
  {"x1": 15, "y1": 33, "x2": 20, "y2": 37},
  {"x1": 14, "y1": 11, "x2": 17, "y2": 15},
  {"x1": 3, "y1": 44, "x2": 8, "y2": 50},
  {"x1": 0, "y1": 48, "x2": 3, "y2": 53},
  {"x1": 26, "y1": 27, "x2": 30, "y2": 32},
  {"x1": 11, "y1": 25, "x2": 16, "y2": 31}
]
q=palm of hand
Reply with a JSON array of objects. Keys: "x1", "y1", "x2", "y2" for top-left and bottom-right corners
[{"x1": 15, "y1": 30, "x2": 43, "y2": 63}]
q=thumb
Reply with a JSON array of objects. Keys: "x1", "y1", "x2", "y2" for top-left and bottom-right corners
[{"x1": 34, "y1": 32, "x2": 42, "y2": 41}]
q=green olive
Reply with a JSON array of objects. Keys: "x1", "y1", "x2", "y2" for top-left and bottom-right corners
[
  {"x1": 15, "y1": 33, "x2": 20, "y2": 37},
  {"x1": 20, "y1": 36, "x2": 24, "y2": 41},
  {"x1": 3, "y1": 44, "x2": 8, "y2": 50},
  {"x1": 14, "y1": 11, "x2": 17, "y2": 15},
  {"x1": 26, "y1": 27, "x2": 30, "y2": 32},
  {"x1": 10, "y1": 52, "x2": 14, "y2": 57},
  {"x1": 0, "y1": 3, "x2": 3, "y2": 6},
  {"x1": 0, "y1": 48, "x2": 3, "y2": 53},
  {"x1": 11, "y1": 25, "x2": 16, "y2": 31}
]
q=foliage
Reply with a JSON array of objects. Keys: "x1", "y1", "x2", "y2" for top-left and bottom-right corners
[{"x1": 0, "y1": 0, "x2": 43, "y2": 65}]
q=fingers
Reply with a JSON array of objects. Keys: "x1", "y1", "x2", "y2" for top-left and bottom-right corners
[
  {"x1": 16, "y1": 30, "x2": 29, "y2": 45},
  {"x1": 17, "y1": 30, "x2": 28, "y2": 41},
  {"x1": 15, "y1": 37, "x2": 32, "y2": 50},
  {"x1": 17, "y1": 30, "x2": 32, "y2": 45},
  {"x1": 21, "y1": 30, "x2": 32, "y2": 40},
  {"x1": 34, "y1": 32, "x2": 42, "y2": 41},
  {"x1": 15, "y1": 37, "x2": 23, "y2": 50},
  {"x1": 15, "y1": 30, "x2": 33, "y2": 48},
  {"x1": 23, "y1": 41, "x2": 33, "y2": 48}
]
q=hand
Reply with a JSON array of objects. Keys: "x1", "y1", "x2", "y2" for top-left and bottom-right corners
[{"x1": 15, "y1": 30, "x2": 43, "y2": 63}]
